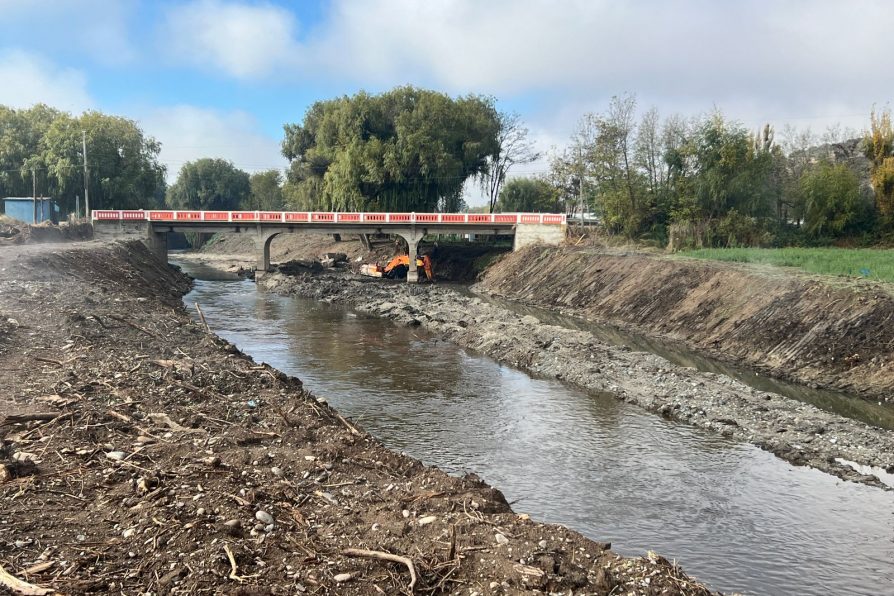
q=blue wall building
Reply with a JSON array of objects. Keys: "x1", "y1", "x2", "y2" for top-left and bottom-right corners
[{"x1": 2, "y1": 197, "x2": 58, "y2": 224}]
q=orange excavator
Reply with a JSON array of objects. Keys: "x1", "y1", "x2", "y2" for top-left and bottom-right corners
[
  {"x1": 382, "y1": 254, "x2": 434, "y2": 281},
  {"x1": 362, "y1": 254, "x2": 433, "y2": 281}
]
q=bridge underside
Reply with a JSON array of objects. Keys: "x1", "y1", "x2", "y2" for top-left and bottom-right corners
[{"x1": 95, "y1": 220, "x2": 557, "y2": 282}]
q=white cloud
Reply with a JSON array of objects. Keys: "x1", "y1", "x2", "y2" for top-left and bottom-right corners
[
  {"x1": 0, "y1": 50, "x2": 93, "y2": 112},
  {"x1": 307, "y1": 0, "x2": 891, "y2": 134},
  {"x1": 0, "y1": 1, "x2": 135, "y2": 65},
  {"x1": 161, "y1": 0, "x2": 301, "y2": 78},
  {"x1": 138, "y1": 105, "x2": 286, "y2": 181}
]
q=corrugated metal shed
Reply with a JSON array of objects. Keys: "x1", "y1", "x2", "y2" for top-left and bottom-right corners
[{"x1": 2, "y1": 197, "x2": 57, "y2": 224}]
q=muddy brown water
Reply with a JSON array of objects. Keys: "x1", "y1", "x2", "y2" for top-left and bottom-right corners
[{"x1": 178, "y1": 261, "x2": 894, "y2": 596}]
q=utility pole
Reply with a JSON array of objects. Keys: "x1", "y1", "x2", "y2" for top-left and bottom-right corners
[
  {"x1": 82, "y1": 130, "x2": 90, "y2": 221},
  {"x1": 578, "y1": 145, "x2": 585, "y2": 226},
  {"x1": 32, "y1": 168, "x2": 37, "y2": 223}
]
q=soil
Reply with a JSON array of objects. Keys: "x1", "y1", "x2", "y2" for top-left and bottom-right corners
[
  {"x1": 0, "y1": 240, "x2": 717, "y2": 595},
  {"x1": 477, "y1": 246, "x2": 894, "y2": 402},
  {"x1": 258, "y1": 269, "x2": 894, "y2": 490}
]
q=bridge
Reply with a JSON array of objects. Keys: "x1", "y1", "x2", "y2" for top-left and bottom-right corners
[{"x1": 92, "y1": 209, "x2": 567, "y2": 282}]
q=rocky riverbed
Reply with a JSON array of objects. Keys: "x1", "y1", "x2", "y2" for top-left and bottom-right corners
[
  {"x1": 0, "y1": 241, "x2": 717, "y2": 595},
  {"x1": 259, "y1": 269, "x2": 894, "y2": 490}
]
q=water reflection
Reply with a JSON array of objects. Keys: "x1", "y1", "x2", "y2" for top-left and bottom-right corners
[
  {"x1": 466, "y1": 289, "x2": 894, "y2": 430},
  {"x1": 178, "y1": 261, "x2": 894, "y2": 596}
]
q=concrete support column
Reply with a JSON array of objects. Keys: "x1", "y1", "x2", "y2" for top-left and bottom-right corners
[
  {"x1": 146, "y1": 229, "x2": 168, "y2": 263},
  {"x1": 406, "y1": 238, "x2": 419, "y2": 283},
  {"x1": 255, "y1": 232, "x2": 279, "y2": 274},
  {"x1": 398, "y1": 230, "x2": 423, "y2": 283},
  {"x1": 359, "y1": 233, "x2": 372, "y2": 252}
]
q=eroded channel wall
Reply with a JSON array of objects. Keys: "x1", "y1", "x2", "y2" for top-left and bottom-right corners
[{"x1": 478, "y1": 246, "x2": 894, "y2": 400}]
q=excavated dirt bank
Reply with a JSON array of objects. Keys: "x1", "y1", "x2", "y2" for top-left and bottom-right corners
[
  {"x1": 478, "y1": 247, "x2": 894, "y2": 402},
  {"x1": 258, "y1": 270, "x2": 894, "y2": 490},
  {"x1": 0, "y1": 241, "x2": 715, "y2": 595}
]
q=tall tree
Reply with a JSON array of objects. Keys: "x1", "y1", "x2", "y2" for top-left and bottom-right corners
[
  {"x1": 480, "y1": 111, "x2": 540, "y2": 213},
  {"x1": 281, "y1": 87, "x2": 500, "y2": 212},
  {"x1": 496, "y1": 177, "x2": 558, "y2": 212},
  {"x1": 166, "y1": 159, "x2": 250, "y2": 211},
  {"x1": 800, "y1": 161, "x2": 866, "y2": 237},
  {"x1": 864, "y1": 107, "x2": 894, "y2": 219},
  {"x1": 249, "y1": 169, "x2": 285, "y2": 210},
  {"x1": 1, "y1": 105, "x2": 166, "y2": 213}
]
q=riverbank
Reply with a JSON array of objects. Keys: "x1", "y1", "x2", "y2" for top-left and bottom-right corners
[
  {"x1": 257, "y1": 268, "x2": 894, "y2": 490},
  {"x1": 479, "y1": 246, "x2": 894, "y2": 402},
  {"x1": 0, "y1": 241, "x2": 716, "y2": 595}
]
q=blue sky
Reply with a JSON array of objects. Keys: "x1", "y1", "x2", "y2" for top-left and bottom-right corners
[{"x1": 1, "y1": 0, "x2": 891, "y2": 203}]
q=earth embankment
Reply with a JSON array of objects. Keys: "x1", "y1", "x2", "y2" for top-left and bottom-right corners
[
  {"x1": 0, "y1": 241, "x2": 715, "y2": 595},
  {"x1": 478, "y1": 246, "x2": 894, "y2": 402}
]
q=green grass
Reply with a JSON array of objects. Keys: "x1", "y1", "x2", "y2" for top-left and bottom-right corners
[{"x1": 680, "y1": 247, "x2": 894, "y2": 284}]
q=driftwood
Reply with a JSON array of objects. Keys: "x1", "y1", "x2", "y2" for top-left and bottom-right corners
[
  {"x1": 343, "y1": 548, "x2": 417, "y2": 592},
  {"x1": 1, "y1": 413, "x2": 59, "y2": 425},
  {"x1": 194, "y1": 302, "x2": 212, "y2": 334},
  {"x1": 0, "y1": 563, "x2": 53, "y2": 595}
]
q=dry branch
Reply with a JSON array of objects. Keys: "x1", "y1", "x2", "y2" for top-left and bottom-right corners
[
  {"x1": 343, "y1": 548, "x2": 417, "y2": 593},
  {"x1": 0, "y1": 563, "x2": 53, "y2": 595},
  {"x1": 194, "y1": 302, "x2": 212, "y2": 334}
]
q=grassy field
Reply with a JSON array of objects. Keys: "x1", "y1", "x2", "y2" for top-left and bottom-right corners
[{"x1": 680, "y1": 247, "x2": 894, "y2": 283}]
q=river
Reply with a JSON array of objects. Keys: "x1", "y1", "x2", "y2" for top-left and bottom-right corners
[{"x1": 179, "y1": 260, "x2": 894, "y2": 596}]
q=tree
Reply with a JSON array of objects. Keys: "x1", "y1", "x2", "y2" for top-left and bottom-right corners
[
  {"x1": 496, "y1": 178, "x2": 559, "y2": 212},
  {"x1": 1, "y1": 105, "x2": 166, "y2": 213},
  {"x1": 800, "y1": 162, "x2": 866, "y2": 237},
  {"x1": 281, "y1": 87, "x2": 500, "y2": 212},
  {"x1": 576, "y1": 94, "x2": 645, "y2": 235},
  {"x1": 166, "y1": 159, "x2": 250, "y2": 211},
  {"x1": 864, "y1": 107, "x2": 894, "y2": 218},
  {"x1": 249, "y1": 169, "x2": 285, "y2": 210},
  {"x1": 479, "y1": 111, "x2": 539, "y2": 213}
]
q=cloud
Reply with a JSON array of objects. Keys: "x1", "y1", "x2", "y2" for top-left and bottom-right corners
[
  {"x1": 305, "y1": 0, "x2": 890, "y2": 133},
  {"x1": 0, "y1": 0, "x2": 136, "y2": 65},
  {"x1": 0, "y1": 50, "x2": 93, "y2": 112},
  {"x1": 138, "y1": 105, "x2": 287, "y2": 181},
  {"x1": 160, "y1": 0, "x2": 301, "y2": 78}
]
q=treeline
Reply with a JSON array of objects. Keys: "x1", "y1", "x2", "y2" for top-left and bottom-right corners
[
  {"x1": 0, "y1": 104, "x2": 284, "y2": 217},
  {"x1": 0, "y1": 105, "x2": 166, "y2": 214},
  {"x1": 5, "y1": 91, "x2": 893, "y2": 251},
  {"x1": 528, "y1": 95, "x2": 894, "y2": 247}
]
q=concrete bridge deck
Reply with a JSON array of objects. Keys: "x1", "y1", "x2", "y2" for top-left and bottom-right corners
[{"x1": 92, "y1": 209, "x2": 567, "y2": 282}]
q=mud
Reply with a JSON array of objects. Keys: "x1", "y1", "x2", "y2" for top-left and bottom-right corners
[
  {"x1": 477, "y1": 247, "x2": 894, "y2": 402},
  {"x1": 0, "y1": 241, "x2": 716, "y2": 595},
  {"x1": 259, "y1": 270, "x2": 894, "y2": 490}
]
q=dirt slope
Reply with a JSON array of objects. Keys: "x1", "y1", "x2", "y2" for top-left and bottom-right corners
[
  {"x1": 477, "y1": 247, "x2": 894, "y2": 401},
  {"x1": 0, "y1": 241, "x2": 715, "y2": 595}
]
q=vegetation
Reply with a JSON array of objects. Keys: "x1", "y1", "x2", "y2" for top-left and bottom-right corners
[
  {"x1": 249, "y1": 169, "x2": 285, "y2": 211},
  {"x1": 281, "y1": 87, "x2": 501, "y2": 212},
  {"x1": 538, "y1": 98, "x2": 893, "y2": 248},
  {"x1": 0, "y1": 104, "x2": 166, "y2": 213},
  {"x1": 496, "y1": 178, "x2": 558, "y2": 212},
  {"x1": 166, "y1": 158, "x2": 250, "y2": 211},
  {"x1": 681, "y1": 247, "x2": 894, "y2": 283}
]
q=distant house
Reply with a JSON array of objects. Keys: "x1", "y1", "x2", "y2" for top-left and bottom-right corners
[{"x1": 2, "y1": 197, "x2": 58, "y2": 224}]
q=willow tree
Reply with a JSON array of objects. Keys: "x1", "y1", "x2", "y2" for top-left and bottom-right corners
[
  {"x1": 864, "y1": 107, "x2": 894, "y2": 220},
  {"x1": 281, "y1": 87, "x2": 500, "y2": 212}
]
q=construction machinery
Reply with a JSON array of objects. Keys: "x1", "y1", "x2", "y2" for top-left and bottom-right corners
[{"x1": 361, "y1": 254, "x2": 434, "y2": 281}]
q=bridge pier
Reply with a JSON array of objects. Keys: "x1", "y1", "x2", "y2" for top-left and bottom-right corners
[
  {"x1": 397, "y1": 230, "x2": 423, "y2": 283},
  {"x1": 256, "y1": 231, "x2": 279, "y2": 274},
  {"x1": 147, "y1": 230, "x2": 168, "y2": 263}
]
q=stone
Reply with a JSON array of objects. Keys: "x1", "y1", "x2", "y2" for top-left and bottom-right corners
[
  {"x1": 495, "y1": 533, "x2": 509, "y2": 545},
  {"x1": 255, "y1": 510, "x2": 274, "y2": 525}
]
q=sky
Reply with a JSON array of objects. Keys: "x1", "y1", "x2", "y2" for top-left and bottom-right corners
[{"x1": 0, "y1": 0, "x2": 891, "y2": 205}]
